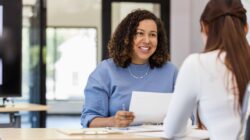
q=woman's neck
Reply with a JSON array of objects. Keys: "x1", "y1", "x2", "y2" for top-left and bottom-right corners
[{"x1": 131, "y1": 59, "x2": 148, "y2": 65}]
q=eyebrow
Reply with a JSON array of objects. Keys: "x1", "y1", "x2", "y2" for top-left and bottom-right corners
[{"x1": 137, "y1": 29, "x2": 157, "y2": 33}]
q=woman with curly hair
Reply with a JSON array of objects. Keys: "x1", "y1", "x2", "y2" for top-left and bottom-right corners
[
  {"x1": 81, "y1": 9, "x2": 178, "y2": 128},
  {"x1": 164, "y1": 0, "x2": 250, "y2": 139}
]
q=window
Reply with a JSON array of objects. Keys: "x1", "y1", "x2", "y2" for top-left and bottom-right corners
[{"x1": 46, "y1": 28, "x2": 97, "y2": 100}]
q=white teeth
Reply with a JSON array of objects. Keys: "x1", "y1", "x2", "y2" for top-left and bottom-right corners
[{"x1": 140, "y1": 46, "x2": 149, "y2": 51}]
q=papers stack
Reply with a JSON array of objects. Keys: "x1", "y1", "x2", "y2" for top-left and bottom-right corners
[
  {"x1": 57, "y1": 128, "x2": 120, "y2": 135},
  {"x1": 58, "y1": 125, "x2": 164, "y2": 135},
  {"x1": 107, "y1": 125, "x2": 164, "y2": 133}
]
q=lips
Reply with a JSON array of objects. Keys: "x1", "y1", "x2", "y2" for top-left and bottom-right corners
[{"x1": 139, "y1": 46, "x2": 150, "y2": 53}]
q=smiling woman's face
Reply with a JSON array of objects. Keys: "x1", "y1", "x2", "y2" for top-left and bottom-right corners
[{"x1": 131, "y1": 19, "x2": 158, "y2": 64}]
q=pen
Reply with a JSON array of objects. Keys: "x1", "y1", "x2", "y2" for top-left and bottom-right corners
[
  {"x1": 118, "y1": 127, "x2": 129, "y2": 130},
  {"x1": 120, "y1": 104, "x2": 130, "y2": 130},
  {"x1": 106, "y1": 126, "x2": 129, "y2": 131},
  {"x1": 122, "y1": 103, "x2": 126, "y2": 111},
  {"x1": 121, "y1": 103, "x2": 128, "y2": 120}
]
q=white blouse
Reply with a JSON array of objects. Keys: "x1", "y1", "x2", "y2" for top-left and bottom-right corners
[{"x1": 164, "y1": 50, "x2": 241, "y2": 140}]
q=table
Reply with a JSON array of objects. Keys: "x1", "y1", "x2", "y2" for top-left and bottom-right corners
[
  {"x1": 0, "y1": 103, "x2": 48, "y2": 112},
  {"x1": 0, "y1": 128, "x2": 164, "y2": 140},
  {"x1": 0, "y1": 103, "x2": 48, "y2": 128}
]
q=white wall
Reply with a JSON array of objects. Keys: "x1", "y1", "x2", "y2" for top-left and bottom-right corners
[
  {"x1": 111, "y1": 3, "x2": 160, "y2": 34},
  {"x1": 171, "y1": 0, "x2": 208, "y2": 67},
  {"x1": 242, "y1": 0, "x2": 250, "y2": 42}
]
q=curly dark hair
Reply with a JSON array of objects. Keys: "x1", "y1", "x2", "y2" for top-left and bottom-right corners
[{"x1": 108, "y1": 9, "x2": 170, "y2": 68}]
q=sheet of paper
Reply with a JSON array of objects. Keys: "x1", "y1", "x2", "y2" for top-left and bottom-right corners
[
  {"x1": 57, "y1": 128, "x2": 120, "y2": 135},
  {"x1": 129, "y1": 91, "x2": 172, "y2": 124},
  {"x1": 135, "y1": 129, "x2": 209, "y2": 140},
  {"x1": 107, "y1": 125, "x2": 164, "y2": 133},
  {"x1": 57, "y1": 125, "x2": 165, "y2": 135}
]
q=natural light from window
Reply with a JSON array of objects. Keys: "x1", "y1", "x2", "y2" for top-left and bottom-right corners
[{"x1": 46, "y1": 28, "x2": 97, "y2": 100}]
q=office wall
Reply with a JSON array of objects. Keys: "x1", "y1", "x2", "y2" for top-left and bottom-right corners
[
  {"x1": 111, "y1": 3, "x2": 160, "y2": 34},
  {"x1": 242, "y1": 0, "x2": 250, "y2": 42},
  {"x1": 171, "y1": 0, "x2": 208, "y2": 67}
]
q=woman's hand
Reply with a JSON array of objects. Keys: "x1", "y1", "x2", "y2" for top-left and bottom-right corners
[
  {"x1": 112, "y1": 111, "x2": 134, "y2": 127},
  {"x1": 89, "y1": 111, "x2": 134, "y2": 128}
]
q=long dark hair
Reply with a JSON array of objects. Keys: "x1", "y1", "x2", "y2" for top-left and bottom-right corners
[
  {"x1": 108, "y1": 9, "x2": 169, "y2": 68},
  {"x1": 199, "y1": 0, "x2": 250, "y2": 127}
]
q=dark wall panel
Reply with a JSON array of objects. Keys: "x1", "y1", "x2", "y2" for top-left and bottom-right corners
[{"x1": 0, "y1": 0, "x2": 22, "y2": 97}]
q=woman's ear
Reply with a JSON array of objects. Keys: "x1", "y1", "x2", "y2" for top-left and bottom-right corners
[
  {"x1": 244, "y1": 23, "x2": 249, "y2": 35},
  {"x1": 201, "y1": 22, "x2": 208, "y2": 35},
  {"x1": 200, "y1": 22, "x2": 208, "y2": 45}
]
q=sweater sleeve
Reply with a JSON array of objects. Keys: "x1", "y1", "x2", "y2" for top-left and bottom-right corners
[
  {"x1": 80, "y1": 62, "x2": 110, "y2": 128},
  {"x1": 164, "y1": 54, "x2": 200, "y2": 138}
]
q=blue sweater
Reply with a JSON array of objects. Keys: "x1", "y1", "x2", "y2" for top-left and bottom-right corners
[{"x1": 81, "y1": 58, "x2": 178, "y2": 127}]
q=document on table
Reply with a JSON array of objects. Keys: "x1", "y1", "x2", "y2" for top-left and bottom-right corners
[
  {"x1": 107, "y1": 125, "x2": 164, "y2": 133},
  {"x1": 57, "y1": 125, "x2": 164, "y2": 135},
  {"x1": 57, "y1": 128, "x2": 120, "y2": 135},
  {"x1": 129, "y1": 91, "x2": 172, "y2": 124}
]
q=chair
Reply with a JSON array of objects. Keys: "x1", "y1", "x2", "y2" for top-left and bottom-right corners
[
  {"x1": 245, "y1": 115, "x2": 250, "y2": 140},
  {"x1": 242, "y1": 83, "x2": 250, "y2": 140},
  {"x1": 237, "y1": 82, "x2": 250, "y2": 140}
]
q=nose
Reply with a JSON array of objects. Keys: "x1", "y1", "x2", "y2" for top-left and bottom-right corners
[{"x1": 143, "y1": 35, "x2": 150, "y2": 44}]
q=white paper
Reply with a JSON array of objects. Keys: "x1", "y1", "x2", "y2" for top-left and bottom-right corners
[
  {"x1": 135, "y1": 129, "x2": 209, "y2": 140},
  {"x1": 57, "y1": 128, "x2": 120, "y2": 135},
  {"x1": 129, "y1": 91, "x2": 172, "y2": 124},
  {"x1": 57, "y1": 125, "x2": 164, "y2": 135},
  {"x1": 0, "y1": 6, "x2": 2, "y2": 36},
  {"x1": 107, "y1": 125, "x2": 164, "y2": 133}
]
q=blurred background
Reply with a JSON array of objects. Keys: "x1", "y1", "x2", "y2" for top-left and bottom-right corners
[{"x1": 1, "y1": 0, "x2": 250, "y2": 129}]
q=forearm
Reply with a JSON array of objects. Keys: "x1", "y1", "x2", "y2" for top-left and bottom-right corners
[{"x1": 89, "y1": 117, "x2": 115, "y2": 128}]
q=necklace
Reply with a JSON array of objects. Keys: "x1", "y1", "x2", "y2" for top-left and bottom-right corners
[{"x1": 128, "y1": 66, "x2": 150, "y2": 79}]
